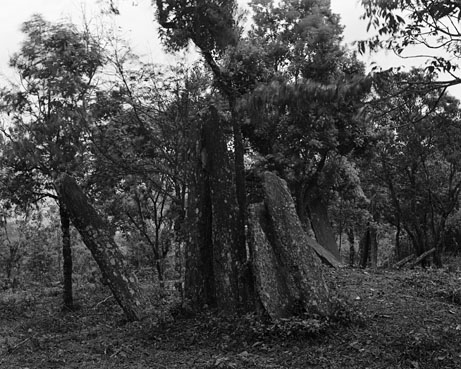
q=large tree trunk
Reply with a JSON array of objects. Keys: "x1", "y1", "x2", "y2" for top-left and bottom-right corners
[
  {"x1": 184, "y1": 122, "x2": 215, "y2": 309},
  {"x1": 248, "y1": 172, "x2": 332, "y2": 319},
  {"x1": 59, "y1": 201, "x2": 73, "y2": 310},
  {"x1": 306, "y1": 190, "x2": 341, "y2": 260},
  {"x1": 184, "y1": 107, "x2": 253, "y2": 314},
  {"x1": 204, "y1": 106, "x2": 241, "y2": 313},
  {"x1": 229, "y1": 100, "x2": 253, "y2": 310},
  {"x1": 54, "y1": 174, "x2": 147, "y2": 321}
]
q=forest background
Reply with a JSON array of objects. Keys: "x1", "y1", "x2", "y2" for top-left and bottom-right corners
[{"x1": 1, "y1": 0, "x2": 461, "y2": 367}]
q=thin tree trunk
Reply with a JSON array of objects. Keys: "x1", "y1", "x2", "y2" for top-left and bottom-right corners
[
  {"x1": 155, "y1": 259, "x2": 164, "y2": 288},
  {"x1": 433, "y1": 230, "x2": 444, "y2": 268},
  {"x1": 347, "y1": 228, "x2": 355, "y2": 267},
  {"x1": 359, "y1": 229, "x2": 370, "y2": 268},
  {"x1": 55, "y1": 173, "x2": 147, "y2": 321},
  {"x1": 369, "y1": 226, "x2": 378, "y2": 269},
  {"x1": 59, "y1": 201, "x2": 73, "y2": 310},
  {"x1": 395, "y1": 254, "x2": 416, "y2": 269},
  {"x1": 306, "y1": 190, "x2": 341, "y2": 261},
  {"x1": 433, "y1": 216, "x2": 448, "y2": 268},
  {"x1": 395, "y1": 219, "x2": 401, "y2": 261},
  {"x1": 173, "y1": 185, "x2": 186, "y2": 284},
  {"x1": 409, "y1": 248, "x2": 436, "y2": 268},
  {"x1": 432, "y1": 249, "x2": 443, "y2": 268},
  {"x1": 294, "y1": 182, "x2": 314, "y2": 234},
  {"x1": 412, "y1": 227, "x2": 426, "y2": 261}
]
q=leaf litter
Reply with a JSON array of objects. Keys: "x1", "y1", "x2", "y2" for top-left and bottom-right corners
[{"x1": 1, "y1": 267, "x2": 460, "y2": 368}]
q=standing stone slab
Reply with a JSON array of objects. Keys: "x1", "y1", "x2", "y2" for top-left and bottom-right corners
[
  {"x1": 250, "y1": 172, "x2": 332, "y2": 317},
  {"x1": 55, "y1": 173, "x2": 147, "y2": 321},
  {"x1": 248, "y1": 203, "x2": 294, "y2": 319}
]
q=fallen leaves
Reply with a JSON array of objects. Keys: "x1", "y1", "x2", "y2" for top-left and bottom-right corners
[{"x1": 1, "y1": 267, "x2": 461, "y2": 368}]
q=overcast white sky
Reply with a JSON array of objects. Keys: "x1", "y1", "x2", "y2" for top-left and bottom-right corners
[
  {"x1": 0, "y1": 0, "x2": 165, "y2": 83},
  {"x1": 0, "y1": 0, "x2": 459, "y2": 98},
  {"x1": 0, "y1": 1, "x2": 375, "y2": 70}
]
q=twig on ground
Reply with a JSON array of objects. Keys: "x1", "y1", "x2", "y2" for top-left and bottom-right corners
[
  {"x1": 408, "y1": 248, "x2": 436, "y2": 268},
  {"x1": 94, "y1": 295, "x2": 113, "y2": 309},
  {"x1": 394, "y1": 254, "x2": 415, "y2": 269},
  {"x1": 4, "y1": 333, "x2": 38, "y2": 355}
]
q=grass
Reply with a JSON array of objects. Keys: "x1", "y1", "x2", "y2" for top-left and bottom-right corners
[{"x1": 1, "y1": 267, "x2": 461, "y2": 368}]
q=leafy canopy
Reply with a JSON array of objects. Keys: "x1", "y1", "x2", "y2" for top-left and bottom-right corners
[
  {"x1": 0, "y1": 15, "x2": 104, "y2": 207},
  {"x1": 360, "y1": 0, "x2": 461, "y2": 84}
]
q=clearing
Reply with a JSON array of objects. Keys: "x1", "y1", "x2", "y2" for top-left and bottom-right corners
[{"x1": 1, "y1": 267, "x2": 460, "y2": 369}]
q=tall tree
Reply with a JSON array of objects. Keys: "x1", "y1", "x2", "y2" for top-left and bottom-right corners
[
  {"x1": 88, "y1": 62, "x2": 206, "y2": 286},
  {"x1": 55, "y1": 173, "x2": 148, "y2": 321},
  {"x1": 365, "y1": 69, "x2": 461, "y2": 266},
  {"x1": 154, "y1": 0, "x2": 345, "y2": 316},
  {"x1": 243, "y1": 0, "x2": 370, "y2": 260},
  {"x1": 155, "y1": 0, "x2": 252, "y2": 311},
  {"x1": 0, "y1": 15, "x2": 148, "y2": 319},
  {"x1": 0, "y1": 15, "x2": 103, "y2": 309}
]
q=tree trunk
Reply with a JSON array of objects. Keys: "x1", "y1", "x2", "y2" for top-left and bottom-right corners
[
  {"x1": 256, "y1": 172, "x2": 332, "y2": 317},
  {"x1": 230, "y1": 100, "x2": 253, "y2": 310},
  {"x1": 184, "y1": 124, "x2": 215, "y2": 308},
  {"x1": 54, "y1": 173, "x2": 147, "y2": 321},
  {"x1": 184, "y1": 107, "x2": 252, "y2": 313},
  {"x1": 347, "y1": 228, "x2": 355, "y2": 267},
  {"x1": 204, "y1": 106, "x2": 241, "y2": 313},
  {"x1": 394, "y1": 254, "x2": 416, "y2": 269},
  {"x1": 409, "y1": 248, "x2": 436, "y2": 268},
  {"x1": 432, "y1": 220, "x2": 446, "y2": 268},
  {"x1": 59, "y1": 201, "x2": 73, "y2": 310},
  {"x1": 369, "y1": 226, "x2": 378, "y2": 268},
  {"x1": 432, "y1": 247, "x2": 443, "y2": 268},
  {"x1": 395, "y1": 220, "x2": 401, "y2": 261},
  {"x1": 155, "y1": 258, "x2": 165, "y2": 289},
  {"x1": 306, "y1": 190, "x2": 341, "y2": 261},
  {"x1": 294, "y1": 183, "x2": 311, "y2": 232},
  {"x1": 359, "y1": 229, "x2": 370, "y2": 268}
]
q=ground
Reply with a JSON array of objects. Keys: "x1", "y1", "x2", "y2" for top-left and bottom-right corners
[{"x1": 1, "y1": 267, "x2": 460, "y2": 369}]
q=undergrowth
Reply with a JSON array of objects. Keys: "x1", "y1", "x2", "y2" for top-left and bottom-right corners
[
  {"x1": 165, "y1": 292, "x2": 364, "y2": 348},
  {"x1": 2, "y1": 268, "x2": 461, "y2": 369}
]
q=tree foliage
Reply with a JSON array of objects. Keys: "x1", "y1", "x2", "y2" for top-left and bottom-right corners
[
  {"x1": 0, "y1": 14, "x2": 103, "y2": 204},
  {"x1": 241, "y1": 0, "x2": 370, "y2": 250},
  {"x1": 360, "y1": 0, "x2": 461, "y2": 85},
  {"x1": 88, "y1": 62, "x2": 208, "y2": 282},
  {"x1": 4, "y1": 0, "x2": 461, "y2": 327},
  {"x1": 365, "y1": 69, "x2": 461, "y2": 264},
  {"x1": 155, "y1": 0, "x2": 238, "y2": 55}
]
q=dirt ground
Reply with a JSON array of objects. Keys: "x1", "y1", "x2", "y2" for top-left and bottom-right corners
[{"x1": 1, "y1": 267, "x2": 460, "y2": 369}]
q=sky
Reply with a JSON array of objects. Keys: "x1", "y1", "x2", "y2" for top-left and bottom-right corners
[
  {"x1": 0, "y1": 0, "x2": 459, "y2": 98},
  {"x1": 0, "y1": 0, "x2": 165, "y2": 84},
  {"x1": 0, "y1": 0, "x2": 373, "y2": 72}
]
